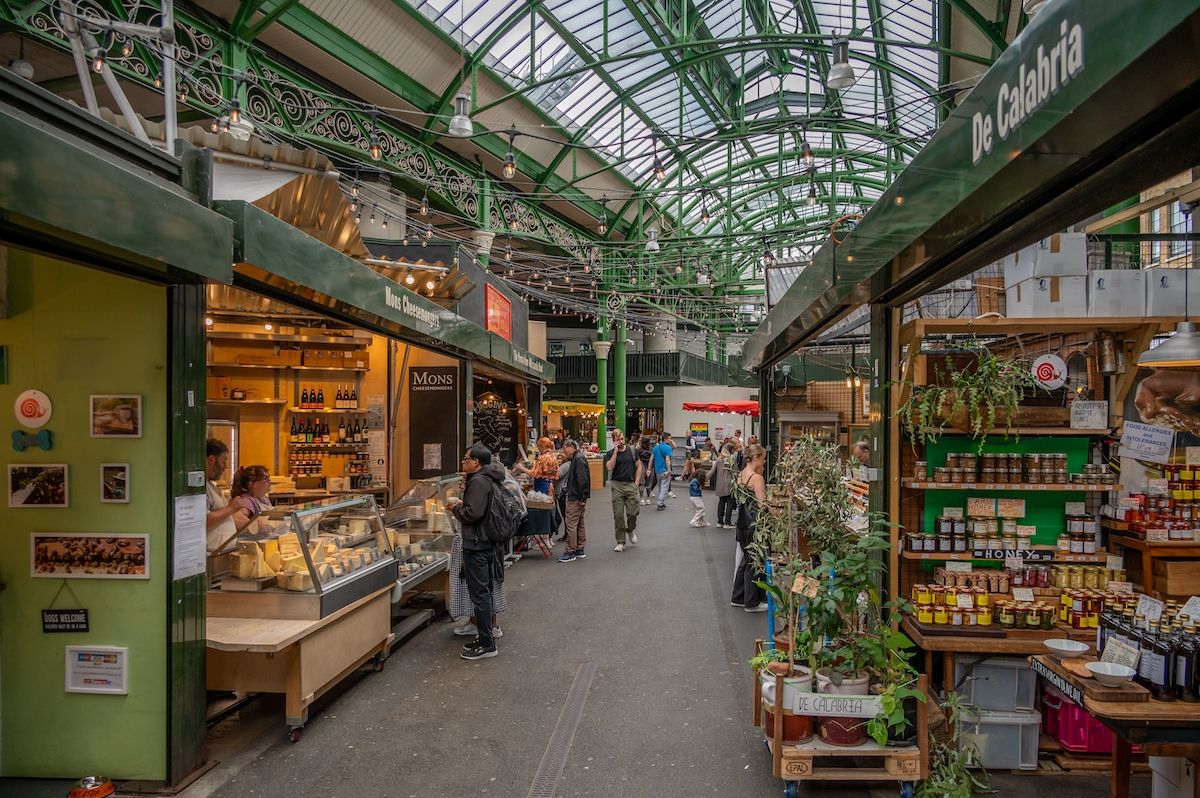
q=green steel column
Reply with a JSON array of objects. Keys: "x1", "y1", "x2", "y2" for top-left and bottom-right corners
[
  {"x1": 594, "y1": 336, "x2": 609, "y2": 455},
  {"x1": 705, "y1": 331, "x2": 713, "y2": 361},
  {"x1": 614, "y1": 321, "x2": 627, "y2": 436}
]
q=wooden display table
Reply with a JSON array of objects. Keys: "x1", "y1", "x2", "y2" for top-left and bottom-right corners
[
  {"x1": 207, "y1": 585, "x2": 393, "y2": 742},
  {"x1": 1106, "y1": 528, "x2": 1200, "y2": 597},
  {"x1": 902, "y1": 616, "x2": 1095, "y2": 691}
]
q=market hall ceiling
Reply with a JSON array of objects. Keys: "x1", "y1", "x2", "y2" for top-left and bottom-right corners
[{"x1": 0, "y1": 0, "x2": 1016, "y2": 332}]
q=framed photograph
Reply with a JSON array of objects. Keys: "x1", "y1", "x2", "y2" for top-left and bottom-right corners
[
  {"x1": 31, "y1": 532, "x2": 149, "y2": 579},
  {"x1": 90, "y1": 395, "x2": 142, "y2": 438},
  {"x1": 8, "y1": 463, "x2": 69, "y2": 508},
  {"x1": 100, "y1": 463, "x2": 129, "y2": 503}
]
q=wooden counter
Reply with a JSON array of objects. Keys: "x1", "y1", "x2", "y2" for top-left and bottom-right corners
[
  {"x1": 902, "y1": 616, "x2": 1095, "y2": 691},
  {"x1": 207, "y1": 585, "x2": 392, "y2": 741}
]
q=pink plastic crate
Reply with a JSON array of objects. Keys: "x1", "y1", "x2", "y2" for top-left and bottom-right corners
[{"x1": 1042, "y1": 684, "x2": 1141, "y2": 755}]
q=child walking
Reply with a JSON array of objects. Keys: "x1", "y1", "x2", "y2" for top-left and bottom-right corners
[{"x1": 685, "y1": 461, "x2": 709, "y2": 527}]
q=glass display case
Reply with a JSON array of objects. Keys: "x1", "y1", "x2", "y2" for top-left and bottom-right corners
[
  {"x1": 382, "y1": 476, "x2": 454, "y2": 593},
  {"x1": 208, "y1": 494, "x2": 398, "y2": 620}
]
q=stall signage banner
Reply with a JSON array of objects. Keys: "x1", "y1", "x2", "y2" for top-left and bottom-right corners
[
  {"x1": 1120, "y1": 421, "x2": 1174, "y2": 465},
  {"x1": 512, "y1": 350, "x2": 545, "y2": 375},
  {"x1": 42, "y1": 608, "x2": 88, "y2": 633},
  {"x1": 408, "y1": 367, "x2": 459, "y2": 478},
  {"x1": 384, "y1": 285, "x2": 440, "y2": 331},
  {"x1": 1030, "y1": 657, "x2": 1083, "y2": 705},
  {"x1": 689, "y1": 422, "x2": 709, "y2": 442},
  {"x1": 787, "y1": 691, "x2": 883, "y2": 719},
  {"x1": 484, "y1": 284, "x2": 512, "y2": 342},
  {"x1": 970, "y1": 17, "x2": 1085, "y2": 165}
]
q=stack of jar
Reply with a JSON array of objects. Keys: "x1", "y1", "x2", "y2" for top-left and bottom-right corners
[
  {"x1": 1009, "y1": 563, "x2": 1052, "y2": 588},
  {"x1": 1058, "y1": 589, "x2": 1123, "y2": 629},
  {"x1": 910, "y1": 583, "x2": 993, "y2": 627},
  {"x1": 1049, "y1": 564, "x2": 1124, "y2": 589},
  {"x1": 1070, "y1": 463, "x2": 1116, "y2": 486},
  {"x1": 1122, "y1": 490, "x2": 1196, "y2": 540},
  {"x1": 1060, "y1": 514, "x2": 1101, "y2": 554},
  {"x1": 1022, "y1": 453, "x2": 1070, "y2": 485},
  {"x1": 994, "y1": 599, "x2": 1059, "y2": 630},
  {"x1": 930, "y1": 568, "x2": 1010, "y2": 592}
]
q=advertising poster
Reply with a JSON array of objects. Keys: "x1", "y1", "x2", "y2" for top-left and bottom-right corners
[
  {"x1": 408, "y1": 367, "x2": 459, "y2": 479},
  {"x1": 1121, "y1": 367, "x2": 1200, "y2": 488}
]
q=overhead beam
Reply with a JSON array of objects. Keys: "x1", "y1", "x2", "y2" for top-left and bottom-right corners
[{"x1": 1084, "y1": 178, "x2": 1200, "y2": 233}]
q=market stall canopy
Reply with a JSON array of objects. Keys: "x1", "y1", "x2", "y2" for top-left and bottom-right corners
[
  {"x1": 683, "y1": 401, "x2": 760, "y2": 417},
  {"x1": 543, "y1": 401, "x2": 604, "y2": 416}
]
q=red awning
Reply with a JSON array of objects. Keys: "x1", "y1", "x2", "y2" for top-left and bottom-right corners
[{"x1": 681, "y1": 400, "x2": 759, "y2": 417}]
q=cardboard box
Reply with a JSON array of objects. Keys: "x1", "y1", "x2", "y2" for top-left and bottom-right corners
[
  {"x1": 1087, "y1": 270, "x2": 1146, "y2": 317},
  {"x1": 1003, "y1": 233, "x2": 1088, "y2": 288},
  {"x1": 302, "y1": 349, "x2": 334, "y2": 367},
  {"x1": 1005, "y1": 276, "x2": 1087, "y2": 318},
  {"x1": 206, "y1": 376, "x2": 231, "y2": 399},
  {"x1": 1144, "y1": 268, "x2": 1200, "y2": 316},
  {"x1": 344, "y1": 349, "x2": 370, "y2": 370},
  {"x1": 278, "y1": 348, "x2": 303, "y2": 367},
  {"x1": 236, "y1": 352, "x2": 279, "y2": 366}
]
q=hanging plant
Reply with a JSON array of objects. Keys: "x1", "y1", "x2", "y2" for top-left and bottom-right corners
[{"x1": 895, "y1": 342, "x2": 1038, "y2": 451}]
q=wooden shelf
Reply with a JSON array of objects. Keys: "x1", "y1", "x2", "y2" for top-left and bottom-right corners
[
  {"x1": 207, "y1": 363, "x2": 368, "y2": 373},
  {"x1": 206, "y1": 331, "x2": 372, "y2": 347},
  {"x1": 289, "y1": 407, "x2": 363, "y2": 414},
  {"x1": 922, "y1": 427, "x2": 1112, "y2": 437},
  {"x1": 290, "y1": 365, "x2": 368, "y2": 373},
  {"x1": 903, "y1": 481, "x2": 1121, "y2": 492},
  {"x1": 901, "y1": 316, "x2": 1183, "y2": 338},
  {"x1": 1102, "y1": 519, "x2": 1130, "y2": 532},
  {"x1": 207, "y1": 399, "x2": 286, "y2": 406},
  {"x1": 288, "y1": 443, "x2": 369, "y2": 450},
  {"x1": 206, "y1": 362, "x2": 277, "y2": 370},
  {"x1": 1109, "y1": 533, "x2": 1200, "y2": 551},
  {"x1": 901, "y1": 549, "x2": 1108, "y2": 564}
]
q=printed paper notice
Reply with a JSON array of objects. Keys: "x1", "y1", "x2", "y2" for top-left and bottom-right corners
[
  {"x1": 422, "y1": 443, "x2": 442, "y2": 472},
  {"x1": 943, "y1": 507, "x2": 964, "y2": 519},
  {"x1": 1070, "y1": 400, "x2": 1109, "y2": 430},
  {"x1": 1012, "y1": 588, "x2": 1035, "y2": 602},
  {"x1": 172, "y1": 494, "x2": 207, "y2": 579},
  {"x1": 65, "y1": 646, "x2": 127, "y2": 694},
  {"x1": 1120, "y1": 421, "x2": 1175, "y2": 465},
  {"x1": 1101, "y1": 638, "x2": 1141, "y2": 670},
  {"x1": 946, "y1": 561, "x2": 972, "y2": 573},
  {"x1": 1137, "y1": 594, "x2": 1165, "y2": 624},
  {"x1": 1180, "y1": 596, "x2": 1200, "y2": 621},
  {"x1": 1107, "y1": 554, "x2": 1125, "y2": 571}
]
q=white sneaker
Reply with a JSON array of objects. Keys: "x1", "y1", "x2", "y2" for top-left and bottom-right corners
[
  {"x1": 493, "y1": 626, "x2": 503, "y2": 638},
  {"x1": 453, "y1": 623, "x2": 478, "y2": 636},
  {"x1": 629, "y1": 533, "x2": 638, "y2": 545},
  {"x1": 668, "y1": 491, "x2": 676, "y2": 498},
  {"x1": 744, "y1": 605, "x2": 768, "y2": 613},
  {"x1": 614, "y1": 543, "x2": 625, "y2": 552}
]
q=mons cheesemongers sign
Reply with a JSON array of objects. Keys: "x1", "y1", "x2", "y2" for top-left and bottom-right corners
[
  {"x1": 385, "y1": 285, "x2": 441, "y2": 331},
  {"x1": 972, "y1": 18, "x2": 1084, "y2": 165}
]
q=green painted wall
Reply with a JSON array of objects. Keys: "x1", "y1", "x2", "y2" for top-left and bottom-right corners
[{"x1": 0, "y1": 253, "x2": 168, "y2": 779}]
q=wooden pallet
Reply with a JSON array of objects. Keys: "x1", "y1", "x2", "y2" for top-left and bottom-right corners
[{"x1": 766, "y1": 736, "x2": 922, "y2": 781}]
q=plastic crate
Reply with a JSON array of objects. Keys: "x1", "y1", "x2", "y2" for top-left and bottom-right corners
[
  {"x1": 1042, "y1": 684, "x2": 1140, "y2": 755},
  {"x1": 959, "y1": 709, "x2": 1041, "y2": 771},
  {"x1": 953, "y1": 655, "x2": 1037, "y2": 711}
]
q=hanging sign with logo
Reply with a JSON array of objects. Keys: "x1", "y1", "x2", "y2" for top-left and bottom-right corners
[
  {"x1": 14, "y1": 389, "x2": 52, "y2": 428},
  {"x1": 1032, "y1": 355, "x2": 1067, "y2": 390}
]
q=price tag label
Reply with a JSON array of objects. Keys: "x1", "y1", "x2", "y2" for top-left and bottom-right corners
[
  {"x1": 1016, "y1": 525, "x2": 1037, "y2": 537},
  {"x1": 791, "y1": 575, "x2": 820, "y2": 598},
  {"x1": 1147, "y1": 528, "x2": 1170, "y2": 543},
  {"x1": 1012, "y1": 587, "x2": 1035, "y2": 602},
  {"x1": 1005, "y1": 556, "x2": 1024, "y2": 569},
  {"x1": 943, "y1": 507, "x2": 964, "y2": 519},
  {"x1": 1064, "y1": 502, "x2": 1086, "y2": 516},
  {"x1": 946, "y1": 561, "x2": 973, "y2": 573},
  {"x1": 1101, "y1": 638, "x2": 1142, "y2": 670},
  {"x1": 967, "y1": 497, "x2": 995, "y2": 517},
  {"x1": 1179, "y1": 596, "x2": 1200, "y2": 620},
  {"x1": 1109, "y1": 581, "x2": 1134, "y2": 594},
  {"x1": 1188, "y1": 447, "x2": 1200, "y2": 466},
  {"x1": 1137, "y1": 594, "x2": 1165, "y2": 623},
  {"x1": 1106, "y1": 554, "x2": 1124, "y2": 570},
  {"x1": 997, "y1": 499, "x2": 1026, "y2": 518},
  {"x1": 957, "y1": 593, "x2": 976, "y2": 609},
  {"x1": 1149, "y1": 478, "x2": 1170, "y2": 495}
]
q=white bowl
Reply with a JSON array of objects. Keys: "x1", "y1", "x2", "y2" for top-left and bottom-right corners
[
  {"x1": 1087, "y1": 661, "x2": 1136, "y2": 687},
  {"x1": 1043, "y1": 639, "x2": 1089, "y2": 660}
]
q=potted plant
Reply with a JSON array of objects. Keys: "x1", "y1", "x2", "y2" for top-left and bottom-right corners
[
  {"x1": 895, "y1": 345, "x2": 1038, "y2": 451},
  {"x1": 915, "y1": 692, "x2": 990, "y2": 798},
  {"x1": 750, "y1": 646, "x2": 815, "y2": 744}
]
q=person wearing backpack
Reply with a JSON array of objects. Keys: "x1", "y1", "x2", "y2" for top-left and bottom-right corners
[
  {"x1": 558, "y1": 439, "x2": 591, "y2": 563},
  {"x1": 446, "y1": 443, "x2": 511, "y2": 660}
]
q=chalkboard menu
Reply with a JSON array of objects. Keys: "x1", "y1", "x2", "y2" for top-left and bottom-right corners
[{"x1": 473, "y1": 404, "x2": 515, "y2": 466}]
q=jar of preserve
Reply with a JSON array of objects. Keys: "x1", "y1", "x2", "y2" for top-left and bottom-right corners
[
  {"x1": 945, "y1": 453, "x2": 960, "y2": 469},
  {"x1": 977, "y1": 606, "x2": 993, "y2": 626},
  {"x1": 1068, "y1": 566, "x2": 1083, "y2": 588},
  {"x1": 1041, "y1": 604, "x2": 1057, "y2": 630},
  {"x1": 923, "y1": 534, "x2": 938, "y2": 552},
  {"x1": 980, "y1": 467, "x2": 996, "y2": 484},
  {"x1": 1083, "y1": 567, "x2": 1099, "y2": 589},
  {"x1": 997, "y1": 601, "x2": 1015, "y2": 628},
  {"x1": 1069, "y1": 533, "x2": 1084, "y2": 554},
  {"x1": 1010, "y1": 567, "x2": 1026, "y2": 587},
  {"x1": 914, "y1": 461, "x2": 928, "y2": 480},
  {"x1": 1057, "y1": 535, "x2": 1072, "y2": 553},
  {"x1": 1028, "y1": 604, "x2": 1044, "y2": 629},
  {"x1": 931, "y1": 586, "x2": 945, "y2": 605},
  {"x1": 994, "y1": 468, "x2": 1009, "y2": 484},
  {"x1": 953, "y1": 518, "x2": 967, "y2": 536},
  {"x1": 951, "y1": 467, "x2": 965, "y2": 484},
  {"x1": 1013, "y1": 604, "x2": 1029, "y2": 628},
  {"x1": 987, "y1": 534, "x2": 1003, "y2": 550},
  {"x1": 934, "y1": 467, "x2": 950, "y2": 484},
  {"x1": 937, "y1": 516, "x2": 954, "y2": 535},
  {"x1": 937, "y1": 533, "x2": 952, "y2": 552},
  {"x1": 1002, "y1": 534, "x2": 1018, "y2": 551},
  {"x1": 1001, "y1": 519, "x2": 1018, "y2": 535},
  {"x1": 950, "y1": 608, "x2": 964, "y2": 626},
  {"x1": 964, "y1": 609, "x2": 977, "y2": 626},
  {"x1": 914, "y1": 584, "x2": 932, "y2": 605},
  {"x1": 1083, "y1": 535, "x2": 1097, "y2": 555},
  {"x1": 975, "y1": 587, "x2": 990, "y2": 606},
  {"x1": 934, "y1": 606, "x2": 949, "y2": 625},
  {"x1": 943, "y1": 586, "x2": 958, "y2": 606},
  {"x1": 997, "y1": 571, "x2": 1010, "y2": 592},
  {"x1": 952, "y1": 534, "x2": 967, "y2": 553},
  {"x1": 917, "y1": 605, "x2": 934, "y2": 624}
]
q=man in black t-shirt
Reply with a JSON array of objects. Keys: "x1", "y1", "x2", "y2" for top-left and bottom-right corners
[{"x1": 606, "y1": 429, "x2": 643, "y2": 552}]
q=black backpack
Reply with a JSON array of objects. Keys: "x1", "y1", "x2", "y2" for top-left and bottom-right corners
[{"x1": 483, "y1": 481, "x2": 524, "y2": 546}]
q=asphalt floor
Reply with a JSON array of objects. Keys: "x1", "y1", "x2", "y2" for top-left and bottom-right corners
[{"x1": 128, "y1": 489, "x2": 1152, "y2": 798}]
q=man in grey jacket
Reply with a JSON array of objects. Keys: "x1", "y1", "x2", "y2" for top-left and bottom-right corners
[
  {"x1": 446, "y1": 443, "x2": 506, "y2": 660},
  {"x1": 558, "y1": 439, "x2": 591, "y2": 562}
]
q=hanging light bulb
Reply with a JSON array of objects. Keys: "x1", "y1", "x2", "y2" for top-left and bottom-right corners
[
  {"x1": 354, "y1": 211, "x2": 362, "y2": 224},
  {"x1": 350, "y1": 199, "x2": 358, "y2": 213},
  {"x1": 369, "y1": 208, "x2": 377, "y2": 224},
  {"x1": 502, "y1": 128, "x2": 517, "y2": 179},
  {"x1": 91, "y1": 47, "x2": 106, "y2": 73},
  {"x1": 350, "y1": 182, "x2": 359, "y2": 198},
  {"x1": 405, "y1": 271, "x2": 415, "y2": 286},
  {"x1": 120, "y1": 40, "x2": 132, "y2": 58},
  {"x1": 381, "y1": 214, "x2": 388, "y2": 229},
  {"x1": 178, "y1": 83, "x2": 189, "y2": 102},
  {"x1": 424, "y1": 223, "x2": 433, "y2": 240},
  {"x1": 368, "y1": 131, "x2": 382, "y2": 160},
  {"x1": 153, "y1": 75, "x2": 162, "y2": 89},
  {"x1": 419, "y1": 191, "x2": 429, "y2": 216},
  {"x1": 263, "y1": 322, "x2": 274, "y2": 332},
  {"x1": 807, "y1": 183, "x2": 818, "y2": 206},
  {"x1": 653, "y1": 155, "x2": 666, "y2": 182},
  {"x1": 426, "y1": 278, "x2": 436, "y2": 291},
  {"x1": 700, "y1": 198, "x2": 711, "y2": 225},
  {"x1": 854, "y1": 375, "x2": 862, "y2": 389},
  {"x1": 762, "y1": 240, "x2": 776, "y2": 268},
  {"x1": 800, "y1": 138, "x2": 815, "y2": 169},
  {"x1": 403, "y1": 235, "x2": 410, "y2": 246},
  {"x1": 228, "y1": 98, "x2": 241, "y2": 125},
  {"x1": 827, "y1": 37, "x2": 856, "y2": 90},
  {"x1": 504, "y1": 246, "x2": 512, "y2": 262},
  {"x1": 204, "y1": 317, "x2": 214, "y2": 327},
  {"x1": 210, "y1": 117, "x2": 220, "y2": 133}
]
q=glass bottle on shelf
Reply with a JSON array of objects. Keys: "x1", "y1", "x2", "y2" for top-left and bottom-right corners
[
  {"x1": 317, "y1": 386, "x2": 325, "y2": 408},
  {"x1": 335, "y1": 385, "x2": 344, "y2": 409},
  {"x1": 350, "y1": 385, "x2": 358, "y2": 407},
  {"x1": 1132, "y1": 613, "x2": 1150, "y2": 689},
  {"x1": 301, "y1": 386, "x2": 310, "y2": 409},
  {"x1": 304, "y1": 417, "x2": 314, "y2": 444},
  {"x1": 361, "y1": 417, "x2": 369, "y2": 443},
  {"x1": 338, "y1": 418, "x2": 347, "y2": 443},
  {"x1": 1179, "y1": 623, "x2": 1200, "y2": 702},
  {"x1": 1151, "y1": 620, "x2": 1177, "y2": 701}
]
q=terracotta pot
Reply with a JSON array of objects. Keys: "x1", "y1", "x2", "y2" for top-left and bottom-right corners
[
  {"x1": 764, "y1": 708, "x2": 815, "y2": 745},
  {"x1": 815, "y1": 668, "x2": 871, "y2": 747}
]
